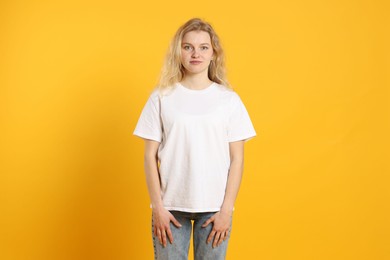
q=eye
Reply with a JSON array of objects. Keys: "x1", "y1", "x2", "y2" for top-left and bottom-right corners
[
  {"x1": 200, "y1": 46, "x2": 209, "y2": 50},
  {"x1": 183, "y1": 45, "x2": 192, "y2": 51}
]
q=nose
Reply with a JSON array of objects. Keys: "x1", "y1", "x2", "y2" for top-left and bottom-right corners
[{"x1": 191, "y1": 48, "x2": 200, "y2": 58}]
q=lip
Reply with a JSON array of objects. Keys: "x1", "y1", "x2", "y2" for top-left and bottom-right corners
[{"x1": 190, "y1": 60, "x2": 202, "y2": 64}]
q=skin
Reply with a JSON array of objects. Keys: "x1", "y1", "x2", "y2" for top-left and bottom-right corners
[
  {"x1": 143, "y1": 30, "x2": 246, "y2": 249},
  {"x1": 180, "y1": 30, "x2": 214, "y2": 88}
]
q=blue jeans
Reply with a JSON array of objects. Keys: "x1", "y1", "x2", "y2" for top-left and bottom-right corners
[{"x1": 152, "y1": 210, "x2": 232, "y2": 260}]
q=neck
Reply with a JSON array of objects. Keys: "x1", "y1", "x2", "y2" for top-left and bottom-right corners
[{"x1": 181, "y1": 74, "x2": 213, "y2": 90}]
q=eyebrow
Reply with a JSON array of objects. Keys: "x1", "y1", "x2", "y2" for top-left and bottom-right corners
[{"x1": 181, "y1": 42, "x2": 211, "y2": 46}]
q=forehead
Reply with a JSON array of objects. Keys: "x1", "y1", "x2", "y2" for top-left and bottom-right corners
[{"x1": 182, "y1": 30, "x2": 211, "y2": 44}]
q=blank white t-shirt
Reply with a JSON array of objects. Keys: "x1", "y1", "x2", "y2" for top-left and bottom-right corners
[{"x1": 133, "y1": 82, "x2": 256, "y2": 212}]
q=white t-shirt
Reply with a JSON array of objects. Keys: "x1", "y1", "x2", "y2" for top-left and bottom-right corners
[{"x1": 133, "y1": 82, "x2": 256, "y2": 212}]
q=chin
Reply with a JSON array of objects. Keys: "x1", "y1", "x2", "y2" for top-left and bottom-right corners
[{"x1": 185, "y1": 67, "x2": 209, "y2": 75}]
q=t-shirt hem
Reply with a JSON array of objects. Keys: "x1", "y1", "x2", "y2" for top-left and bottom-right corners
[
  {"x1": 229, "y1": 133, "x2": 257, "y2": 143},
  {"x1": 148, "y1": 204, "x2": 236, "y2": 212},
  {"x1": 161, "y1": 206, "x2": 222, "y2": 213},
  {"x1": 133, "y1": 131, "x2": 161, "y2": 143}
]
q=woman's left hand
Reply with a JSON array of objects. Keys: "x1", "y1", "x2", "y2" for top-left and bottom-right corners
[{"x1": 202, "y1": 210, "x2": 232, "y2": 248}]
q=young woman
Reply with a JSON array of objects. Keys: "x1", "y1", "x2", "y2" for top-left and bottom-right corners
[{"x1": 134, "y1": 18, "x2": 256, "y2": 260}]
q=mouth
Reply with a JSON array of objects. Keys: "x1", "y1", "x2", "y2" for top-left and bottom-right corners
[{"x1": 190, "y1": 61, "x2": 202, "y2": 64}]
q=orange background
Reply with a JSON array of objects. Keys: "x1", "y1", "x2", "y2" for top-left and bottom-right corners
[{"x1": 1, "y1": 0, "x2": 389, "y2": 259}]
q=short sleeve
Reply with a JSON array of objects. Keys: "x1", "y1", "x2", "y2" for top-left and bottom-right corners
[
  {"x1": 227, "y1": 93, "x2": 257, "y2": 142},
  {"x1": 133, "y1": 91, "x2": 162, "y2": 142}
]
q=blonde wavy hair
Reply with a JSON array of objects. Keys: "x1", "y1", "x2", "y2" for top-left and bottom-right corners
[{"x1": 156, "y1": 18, "x2": 231, "y2": 93}]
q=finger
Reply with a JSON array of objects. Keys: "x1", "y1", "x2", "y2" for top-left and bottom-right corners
[
  {"x1": 207, "y1": 230, "x2": 216, "y2": 244},
  {"x1": 170, "y1": 215, "x2": 182, "y2": 228},
  {"x1": 157, "y1": 229, "x2": 162, "y2": 245},
  {"x1": 217, "y1": 232, "x2": 225, "y2": 246},
  {"x1": 161, "y1": 230, "x2": 167, "y2": 247},
  {"x1": 202, "y1": 216, "x2": 214, "y2": 228},
  {"x1": 213, "y1": 232, "x2": 221, "y2": 248},
  {"x1": 166, "y1": 228, "x2": 174, "y2": 244},
  {"x1": 223, "y1": 230, "x2": 229, "y2": 240}
]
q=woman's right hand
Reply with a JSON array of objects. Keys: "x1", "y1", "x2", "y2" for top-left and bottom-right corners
[{"x1": 152, "y1": 207, "x2": 182, "y2": 247}]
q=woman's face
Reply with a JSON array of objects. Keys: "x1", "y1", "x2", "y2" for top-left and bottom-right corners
[{"x1": 180, "y1": 30, "x2": 214, "y2": 77}]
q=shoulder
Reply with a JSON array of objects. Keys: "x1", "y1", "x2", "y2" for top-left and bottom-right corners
[
  {"x1": 143, "y1": 89, "x2": 159, "y2": 104},
  {"x1": 139, "y1": 89, "x2": 162, "y2": 110},
  {"x1": 151, "y1": 85, "x2": 179, "y2": 100},
  {"x1": 215, "y1": 83, "x2": 235, "y2": 95},
  {"x1": 148, "y1": 87, "x2": 173, "y2": 102},
  {"x1": 214, "y1": 83, "x2": 241, "y2": 104}
]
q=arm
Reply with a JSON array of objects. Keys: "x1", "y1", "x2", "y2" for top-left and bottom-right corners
[
  {"x1": 144, "y1": 139, "x2": 164, "y2": 209},
  {"x1": 202, "y1": 140, "x2": 245, "y2": 247},
  {"x1": 143, "y1": 139, "x2": 181, "y2": 247},
  {"x1": 221, "y1": 140, "x2": 245, "y2": 215}
]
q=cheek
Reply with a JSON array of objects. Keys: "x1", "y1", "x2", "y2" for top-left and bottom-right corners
[
  {"x1": 208, "y1": 50, "x2": 214, "y2": 59},
  {"x1": 181, "y1": 52, "x2": 190, "y2": 61},
  {"x1": 180, "y1": 54, "x2": 187, "y2": 64}
]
